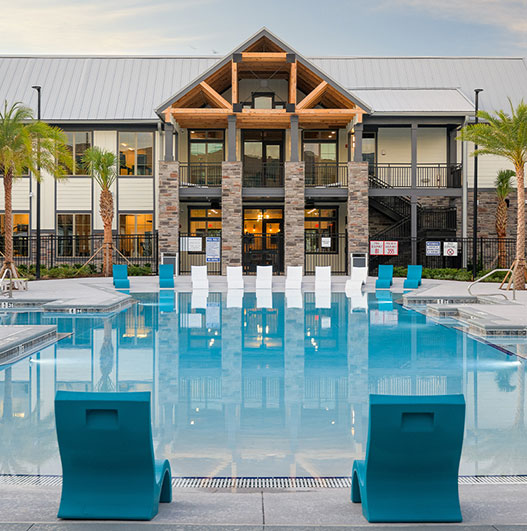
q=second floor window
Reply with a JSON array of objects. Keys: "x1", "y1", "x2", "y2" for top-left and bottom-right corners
[
  {"x1": 189, "y1": 130, "x2": 224, "y2": 164},
  {"x1": 64, "y1": 132, "x2": 92, "y2": 175},
  {"x1": 119, "y1": 132, "x2": 154, "y2": 176}
]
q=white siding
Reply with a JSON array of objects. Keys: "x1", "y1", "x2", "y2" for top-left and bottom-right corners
[
  {"x1": 154, "y1": 130, "x2": 162, "y2": 230},
  {"x1": 0, "y1": 178, "x2": 30, "y2": 211},
  {"x1": 118, "y1": 178, "x2": 154, "y2": 211},
  {"x1": 37, "y1": 170, "x2": 55, "y2": 230},
  {"x1": 465, "y1": 141, "x2": 515, "y2": 188},
  {"x1": 56, "y1": 179, "x2": 92, "y2": 210},
  {"x1": 93, "y1": 131, "x2": 117, "y2": 230}
]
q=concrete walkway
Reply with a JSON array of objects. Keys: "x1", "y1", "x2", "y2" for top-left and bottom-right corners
[{"x1": 2, "y1": 483, "x2": 527, "y2": 529}]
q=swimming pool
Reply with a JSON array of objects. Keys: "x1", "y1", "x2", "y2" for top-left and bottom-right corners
[{"x1": 0, "y1": 291, "x2": 526, "y2": 478}]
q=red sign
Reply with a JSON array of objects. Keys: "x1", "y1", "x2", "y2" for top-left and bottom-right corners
[
  {"x1": 384, "y1": 241, "x2": 399, "y2": 256},
  {"x1": 369, "y1": 241, "x2": 399, "y2": 256},
  {"x1": 370, "y1": 241, "x2": 384, "y2": 255}
]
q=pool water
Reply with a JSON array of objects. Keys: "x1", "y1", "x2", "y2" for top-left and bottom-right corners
[{"x1": 0, "y1": 291, "x2": 526, "y2": 478}]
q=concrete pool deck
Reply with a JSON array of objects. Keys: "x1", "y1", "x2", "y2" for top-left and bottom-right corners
[{"x1": 2, "y1": 483, "x2": 527, "y2": 529}]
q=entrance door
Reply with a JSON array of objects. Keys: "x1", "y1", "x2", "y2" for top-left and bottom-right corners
[
  {"x1": 242, "y1": 131, "x2": 284, "y2": 186},
  {"x1": 243, "y1": 208, "x2": 284, "y2": 273}
]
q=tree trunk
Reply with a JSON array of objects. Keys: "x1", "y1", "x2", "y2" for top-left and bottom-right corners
[
  {"x1": 100, "y1": 188, "x2": 114, "y2": 277},
  {"x1": 0, "y1": 169, "x2": 18, "y2": 278},
  {"x1": 513, "y1": 164, "x2": 526, "y2": 289},
  {"x1": 496, "y1": 198, "x2": 508, "y2": 268}
]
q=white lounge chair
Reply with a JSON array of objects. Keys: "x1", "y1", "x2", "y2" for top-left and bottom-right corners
[
  {"x1": 191, "y1": 265, "x2": 209, "y2": 290},
  {"x1": 315, "y1": 266, "x2": 331, "y2": 292},
  {"x1": 345, "y1": 254, "x2": 368, "y2": 294},
  {"x1": 226, "y1": 289, "x2": 243, "y2": 308},
  {"x1": 227, "y1": 266, "x2": 244, "y2": 290},
  {"x1": 191, "y1": 289, "x2": 208, "y2": 309},
  {"x1": 285, "y1": 266, "x2": 303, "y2": 291},
  {"x1": 256, "y1": 265, "x2": 273, "y2": 290},
  {"x1": 286, "y1": 290, "x2": 303, "y2": 309},
  {"x1": 256, "y1": 289, "x2": 273, "y2": 309}
]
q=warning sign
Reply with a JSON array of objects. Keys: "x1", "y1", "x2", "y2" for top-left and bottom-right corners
[
  {"x1": 384, "y1": 241, "x2": 399, "y2": 256},
  {"x1": 426, "y1": 241, "x2": 441, "y2": 256},
  {"x1": 370, "y1": 241, "x2": 384, "y2": 255},
  {"x1": 444, "y1": 242, "x2": 458, "y2": 257}
]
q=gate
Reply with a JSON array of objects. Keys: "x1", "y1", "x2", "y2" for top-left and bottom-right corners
[
  {"x1": 242, "y1": 233, "x2": 284, "y2": 274},
  {"x1": 178, "y1": 233, "x2": 222, "y2": 275},
  {"x1": 305, "y1": 232, "x2": 348, "y2": 274}
]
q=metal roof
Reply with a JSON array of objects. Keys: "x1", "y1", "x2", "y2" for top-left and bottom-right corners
[{"x1": 0, "y1": 53, "x2": 525, "y2": 121}]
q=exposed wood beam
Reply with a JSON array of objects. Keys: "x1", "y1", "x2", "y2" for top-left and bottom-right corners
[
  {"x1": 199, "y1": 82, "x2": 231, "y2": 109},
  {"x1": 289, "y1": 61, "x2": 297, "y2": 105},
  {"x1": 296, "y1": 81, "x2": 328, "y2": 110},
  {"x1": 241, "y1": 52, "x2": 287, "y2": 63},
  {"x1": 231, "y1": 62, "x2": 238, "y2": 105}
]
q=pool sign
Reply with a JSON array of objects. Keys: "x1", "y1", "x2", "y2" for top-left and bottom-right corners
[
  {"x1": 206, "y1": 236, "x2": 221, "y2": 263},
  {"x1": 444, "y1": 242, "x2": 458, "y2": 257},
  {"x1": 321, "y1": 237, "x2": 332, "y2": 248},
  {"x1": 370, "y1": 241, "x2": 398, "y2": 256},
  {"x1": 426, "y1": 241, "x2": 441, "y2": 256}
]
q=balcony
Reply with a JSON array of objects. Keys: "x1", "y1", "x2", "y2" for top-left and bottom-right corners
[
  {"x1": 369, "y1": 163, "x2": 462, "y2": 189},
  {"x1": 305, "y1": 163, "x2": 348, "y2": 188},
  {"x1": 179, "y1": 163, "x2": 222, "y2": 187},
  {"x1": 243, "y1": 161, "x2": 284, "y2": 187}
]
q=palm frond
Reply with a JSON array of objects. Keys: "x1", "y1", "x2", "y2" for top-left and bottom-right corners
[
  {"x1": 81, "y1": 146, "x2": 117, "y2": 190},
  {"x1": 495, "y1": 169, "x2": 515, "y2": 200}
]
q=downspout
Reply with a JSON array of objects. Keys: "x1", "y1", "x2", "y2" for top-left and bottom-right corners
[{"x1": 462, "y1": 115, "x2": 469, "y2": 268}]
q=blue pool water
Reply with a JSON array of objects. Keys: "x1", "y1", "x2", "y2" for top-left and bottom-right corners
[{"x1": 0, "y1": 291, "x2": 526, "y2": 478}]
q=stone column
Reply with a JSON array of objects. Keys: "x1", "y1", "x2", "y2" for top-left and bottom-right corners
[
  {"x1": 347, "y1": 162, "x2": 369, "y2": 254},
  {"x1": 284, "y1": 161, "x2": 305, "y2": 269},
  {"x1": 221, "y1": 161, "x2": 243, "y2": 273},
  {"x1": 158, "y1": 161, "x2": 179, "y2": 256}
]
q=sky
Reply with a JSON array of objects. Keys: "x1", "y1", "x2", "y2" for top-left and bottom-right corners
[{"x1": 0, "y1": 0, "x2": 525, "y2": 56}]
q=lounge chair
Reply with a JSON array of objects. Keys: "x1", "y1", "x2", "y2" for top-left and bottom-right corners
[
  {"x1": 315, "y1": 266, "x2": 331, "y2": 292},
  {"x1": 226, "y1": 289, "x2": 243, "y2": 308},
  {"x1": 285, "y1": 266, "x2": 303, "y2": 291},
  {"x1": 352, "y1": 394, "x2": 465, "y2": 523},
  {"x1": 375, "y1": 290, "x2": 393, "y2": 310},
  {"x1": 55, "y1": 391, "x2": 172, "y2": 520},
  {"x1": 191, "y1": 265, "x2": 209, "y2": 290},
  {"x1": 227, "y1": 266, "x2": 244, "y2": 290},
  {"x1": 112, "y1": 265, "x2": 130, "y2": 289},
  {"x1": 375, "y1": 264, "x2": 393, "y2": 289},
  {"x1": 345, "y1": 254, "x2": 368, "y2": 294},
  {"x1": 256, "y1": 265, "x2": 273, "y2": 290},
  {"x1": 404, "y1": 265, "x2": 423, "y2": 289},
  {"x1": 159, "y1": 264, "x2": 174, "y2": 289},
  {"x1": 256, "y1": 289, "x2": 273, "y2": 309},
  {"x1": 159, "y1": 290, "x2": 175, "y2": 312}
]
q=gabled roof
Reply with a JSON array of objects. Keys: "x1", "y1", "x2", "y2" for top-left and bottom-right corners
[{"x1": 154, "y1": 27, "x2": 372, "y2": 117}]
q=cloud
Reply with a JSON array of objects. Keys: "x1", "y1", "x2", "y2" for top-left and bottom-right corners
[
  {"x1": 377, "y1": 0, "x2": 527, "y2": 48},
  {"x1": 0, "y1": 0, "x2": 220, "y2": 53}
]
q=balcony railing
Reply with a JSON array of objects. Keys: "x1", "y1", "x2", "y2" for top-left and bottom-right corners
[
  {"x1": 305, "y1": 163, "x2": 348, "y2": 188},
  {"x1": 179, "y1": 163, "x2": 222, "y2": 187},
  {"x1": 369, "y1": 163, "x2": 462, "y2": 188},
  {"x1": 243, "y1": 161, "x2": 284, "y2": 187}
]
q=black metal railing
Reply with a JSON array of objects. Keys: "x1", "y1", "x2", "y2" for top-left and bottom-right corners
[
  {"x1": 178, "y1": 233, "x2": 222, "y2": 275},
  {"x1": 179, "y1": 163, "x2": 222, "y2": 187},
  {"x1": 305, "y1": 232, "x2": 348, "y2": 275},
  {"x1": 305, "y1": 163, "x2": 348, "y2": 188},
  {"x1": 0, "y1": 233, "x2": 159, "y2": 272},
  {"x1": 243, "y1": 161, "x2": 284, "y2": 187},
  {"x1": 242, "y1": 233, "x2": 284, "y2": 273},
  {"x1": 369, "y1": 164, "x2": 462, "y2": 188}
]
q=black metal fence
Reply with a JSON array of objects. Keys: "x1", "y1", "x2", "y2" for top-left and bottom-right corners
[
  {"x1": 369, "y1": 164, "x2": 462, "y2": 188},
  {"x1": 243, "y1": 161, "x2": 284, "y2": 187},
  {"x1": 179, "y1": 163, "x2": 222, "y2": 187},
  {"x1": 305, "y1": 233, "x2": 348, "y2": 275},
  {"x1": 305, "y1": 163, "x2": 348, "y2": 188},
  {"x1": 178, "y1": 233, "x2": 222, "y2": 275},
  {"x1": 368, "y1": 237, "x2": 518, "y2": 275},
  {"x1": 0, "y1": 233, "x2": 159, "y2": 272},
  {"x1": 242, "y1": 233, "x2": 284, "y2": 273}
]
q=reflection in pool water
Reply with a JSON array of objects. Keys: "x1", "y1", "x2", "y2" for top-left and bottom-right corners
[{"x1": 0, "y1": 291, "x2": 526, "y2": 477}]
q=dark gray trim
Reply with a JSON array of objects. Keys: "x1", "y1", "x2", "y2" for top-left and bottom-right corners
[
  {"x1": 179, "y1": 187, "x2": 221, "y2": 199},
  {"x1": 164, "y1": 123, "x2": 174, "y2": 161},
  {"x1": 410, "y1": 123, "x2": 417, "y2": 188},
  {"x1": 227, "y1": 115, "x2": 237, "y2": 161},
  {"x1": 411, "y1": 197, "x2": 417, "y2": 264},
  {"x1": 242, "y1": 187, "x2": 285, "y2": 198},
  {"x1": 353, "y1": 123, "x2": 363, "y2": 162},
  {"x1": 290, "y1": 115, "x2": 299, "y2": 162},
  {"x1": 305, "y1": 188, "x2": 347, "y2": 199},
  {"x1": 369, "y1": 188, "x2": 463, "y2": 197},
  {"x1": 363, "y1": 116, "x2": 466, "y2": 126}
]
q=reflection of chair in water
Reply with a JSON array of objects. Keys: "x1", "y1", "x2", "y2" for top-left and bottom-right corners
[
  {"x1": 159, "y1": 290, "x2": 175, "y2": 312},
  {"x1": 256, "y1": 289, "x2": 273, "y2": 309},
  {"x1": 55, "y1": 391, "x2": 172, "y2": 520},
  {"x1": 349, "y1": 291, "x2": 368, "y2": 312},
  {"x1": 226, "y1": 289, "x2": 243, "y2": 308},
  {"x1": 191, "y1": 289, "x2": 208, "y2": 309},
  {"x1": 286, "y1": 290, "x2": 303, "y2": 309},
  {"x1": 375, "y1": 290, "x2": 393, "y2": 311},
  {"x1": 352, "y1": 394, "x2": 465, "y2": 523}
]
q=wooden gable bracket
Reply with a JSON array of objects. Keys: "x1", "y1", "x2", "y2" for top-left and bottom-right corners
[
  {"x1": 199, "y1": 82, "x2": 232, "y2": 109},
  {"x1": 296, "y1": 81, "x2": 329, "y2": 110}
]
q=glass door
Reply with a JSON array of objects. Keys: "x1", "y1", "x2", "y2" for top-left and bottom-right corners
[{"x1": 242, "y1": 131, "x2": 284, "y2": 186}]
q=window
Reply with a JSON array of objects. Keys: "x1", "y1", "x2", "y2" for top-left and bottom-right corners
[
  {"x1": 362, "y1": 132, "x2": 376, "y2": 173},
  {"x1": 0, "y1": 213, "x2": 30, "y2": 257},
  {"x1": 189, "y1": 130, "x2": 224, "y2": 164},
  {"x1": 240, "y1": 92, "x2": 286, "y2": 110},
  {"x1": 303, "y1": 130, "x2": 338, "y2": 164},
  {"x1": 188, "y1": 208, "x2": 221, "y2": 236},
  {"x1": 118, "y1": 213, "x2": 153, "y2": 257},
  {"x1": 64, "y1": 132, "x2": 92, "y2": 175},
  {"x1": 56, "y1": 214, "x2": 91, "y2": 257},
  {"x1": 119, "y1": 132, "x2": 154, "y2": 176},
  {"x1": 305, "y1": 207, "x2": 338, "y2": 253}
]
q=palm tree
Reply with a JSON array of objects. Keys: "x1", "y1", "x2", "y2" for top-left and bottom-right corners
[
  {"x1": 459, "y1": 100, "x2": 527, "y2": 289},
  {"x1": 82, "y1": 147, "x2": 117, "y2": 277},
  {"x1": 0, "y1": 101, "x2": 73, "y2": 278},
  {"x1": 495, "y1": 169, "x2": 515, "y2": 267}
]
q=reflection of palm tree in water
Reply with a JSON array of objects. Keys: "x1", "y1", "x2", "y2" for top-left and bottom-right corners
[{"x1": 97, "y1": 321, "x2": 115, "y2": 392}]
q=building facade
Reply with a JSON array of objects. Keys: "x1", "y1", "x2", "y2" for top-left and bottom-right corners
[{"x1": 1, "y1": 29, "x2": 526, "y2": 273}]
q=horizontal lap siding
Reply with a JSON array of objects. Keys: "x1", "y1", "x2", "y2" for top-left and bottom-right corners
[
  {"x1": 56, "y1": 179, "x2": 92, "y2": 210},
  {"x1": 0, "y1": 178, "x2": 30, "y2": 210},
  {"x1": 118, "y1": 178, "x2": 154, "y2": 211}
]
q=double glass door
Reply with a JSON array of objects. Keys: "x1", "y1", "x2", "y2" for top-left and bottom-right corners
[{"x1": 243, "y1": 130, "x2": 284, "y2": 186}]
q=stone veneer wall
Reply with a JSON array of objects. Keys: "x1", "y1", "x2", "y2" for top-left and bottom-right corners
[
  {"x1": 221, "y1": 161, "x2": 243, "y2": 273},
  {"x1": 348, "y1": 162, "x2": 369, "y2": 253},
  {"x1": 284, "y1": 162, "x2": 305, "y2": 268},
  {"x1": 158, "y1": 161, "x2": 179, "y2": 256}
]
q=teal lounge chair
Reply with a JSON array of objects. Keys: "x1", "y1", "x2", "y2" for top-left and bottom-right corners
[
  {"x1": 404, "y1": 265, "x2": 422, "y2": 289},
  {"x1": 159, "y1": 263, "x2": 174, "y2": 288},
  {"x1": 352, "y1": 394, "x2": 465, "y2": 523},
  {"x1": 55, "y1": 391, "x2": 172, "y2": 520},
  {"x1": 159, "y1": 290, "x2": 175, "y2": 312},
  {"x1": 113, "y1": 264, "x2": 130, "y2": 289},
  {"x1": 375, "y1": 265, "x2": 393, "y2": 289}
]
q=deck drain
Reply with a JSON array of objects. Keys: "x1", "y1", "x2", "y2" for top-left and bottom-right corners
[{"x1": 2, "y1": 475, "x2": 527, "y2": 488}]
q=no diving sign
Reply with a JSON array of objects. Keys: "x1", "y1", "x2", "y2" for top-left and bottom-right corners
[{"x1": 444, "y1": 242, "x2": 458, "y2": 257}]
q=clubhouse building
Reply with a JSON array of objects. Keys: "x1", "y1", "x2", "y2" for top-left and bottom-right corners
[{"x1": 1, "y1": 28, "x2": 526, "y2": 274}]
